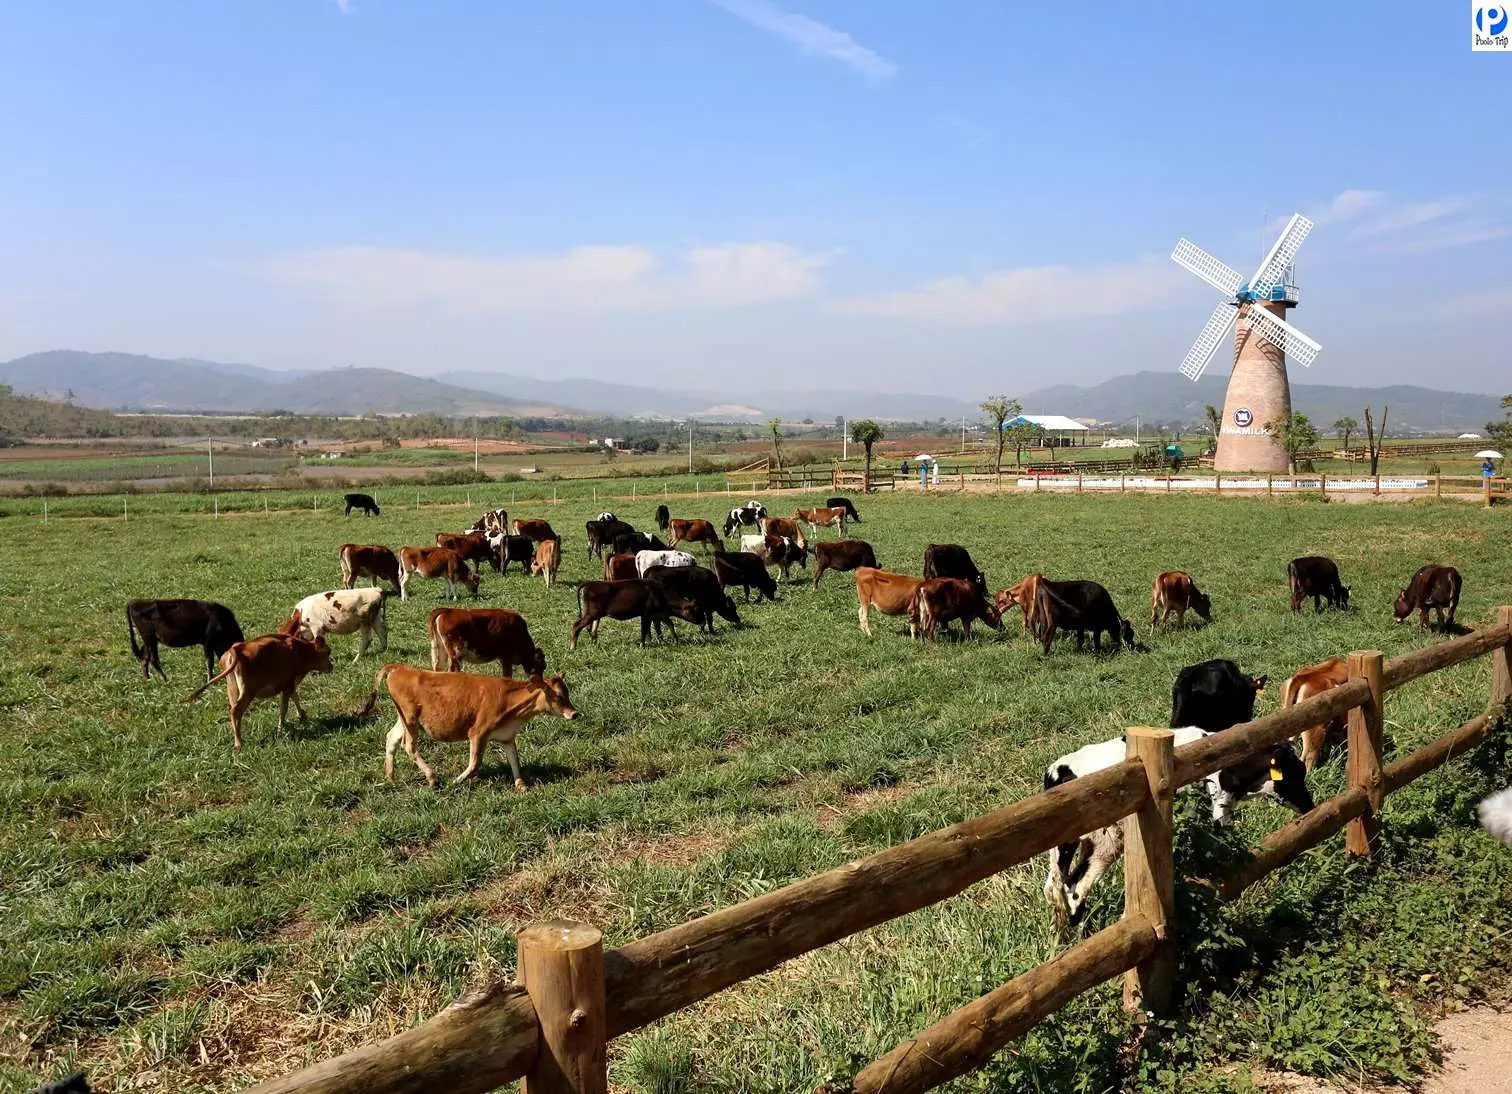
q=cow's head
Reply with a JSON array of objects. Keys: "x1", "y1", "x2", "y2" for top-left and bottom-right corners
[
  {"x1": 532, "y1": 674, "x2": 578, "y2": 720},
  {"x1": 463, "y1": 570, "x2": 481, "y2": 598},
  {"x1": 1191, "y1": 588, "x2": 1214, "y2": 622},
  {"x1": 526, "y1": 644, "x2": 548, "y2": 676},
  {"x1": 1118, "y1": 618, "x2": 1137, "y2": 650},
  {"x1": 977, "y1": 591, "x2": 1003, "y2": 629},
  {"x1": 278, "y1": 610, "x2": 303, "y2": 637},
  {"x1": 1249, "y1": 673, "x2": 1268, "y2": 698},
  {"x1": 1211, "y1": 744, "x2": 1313, "y2": 824},
  {"x1": 717, "y1": 594, "x2": 742, "y2": 627},
  {"x1": 1338, "y1": 584, "x2": 1351, "y2": 609},
  {"x1": 1393, "y1": 588, "x2": 1413, "y2": 622},
  {"x1": 305, "y1": 636, "x2": 335, "y2": 675}
]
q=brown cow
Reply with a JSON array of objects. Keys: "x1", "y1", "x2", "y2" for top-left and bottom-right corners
[
  {"x1": 398, "y1": 546, "x2": 480, "y2": 601},
  {"x1": 795, "y1": 506, "x2": 847, "y2": 537},
  {"x1": 811, "y1": 540, "x2": 878, "y2": 588},
  {"x1": 1150, "y1": 571, "x2": 1213, "y2": 628},
  {"x1": 996, "y1": 573, "x2": 1045, "y2": 632},
  {"x1": 530, "y1": 537, "x2": 561, "y2": 587},
  {"x1": 427, "y1": 607, "x2": 546, "y2": 677},
  {"x1": 512, "y1": 518, "x2": 557, "y2": 543},
  {"x1": 436, "y1": 531, "x2": 501, "y2": 574},
  {"x1": 1394, "y1": 564, "x2": 1462, "y2": 631},
  {"x1": 603, "y1": 552, "x2": 638, "y2": 581},
  {"x1": 760, "y1": 515, "x2": 806, "y2": 549},
  {"x1": 365, "y1": 664, "x2": 578, "y2": 787},
  {"x1": 185, "y1": 624, "x2": 334, "y2": 752},
  {"x1": 667, "y1": 518, "x2": 721, "y2": 553},
  {"x1": 855, "y1": 567, "x2": 924, "y2": 638},
  {"x1": 570, "y1": 580, "x2": 701, "y2": 648},
  {"x1": 339, "y1": 544, "x2": 401, "y2": 592},
  {"x1": 1283, "y1": 656, "x2": 1350, "y2": 771},
  {"x1": 914, "y1": 577, "x2": 1003, "y2": 641}
]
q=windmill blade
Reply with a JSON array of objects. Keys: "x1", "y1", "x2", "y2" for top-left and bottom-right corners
[
  {"x1": 1178, "y1": 302, "x2": 1238, "y2": 381},
  {"x1": 1243, "y1": 304, "x2": 1322, "y2": 366},
  {"x1": 1171, "y1": 239, "x2": 1244, "y2": 296},
  {"x1": 1246, "y1": 214, "x2": 1313, "y2": 298}
]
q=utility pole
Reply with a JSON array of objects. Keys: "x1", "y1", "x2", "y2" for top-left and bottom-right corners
[
  {"x1": 688, "y1": 422, "x2": 693, "y2": 473},
  {"x1": 842, "y1": 417, "x2": 848, "y2": 461},
  {"x1": 960, "y1": 415, "x2": 966, "y2": 455},
  {"x1": 474, "y1": 434, "x2": 479, "y2": 473},
  {"x1": 208, "y1": 438, "x2": 214, "y2": 488},
  {"x1": 1136, "y1": 416, "x2": 1141, "y2": 445}
]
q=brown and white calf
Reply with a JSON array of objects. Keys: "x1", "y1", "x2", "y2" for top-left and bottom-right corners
[
  {"x1": 339, "y1": 544, "x2": 402, "y2": 593},
  {"x1": 365, "y1": 663, "x2": 578, "y2": 787},
  {"x1": 529, "y1": 537, "x2": 561, "y2": 587},
  {"x1": 512, "y1": 517, "x2": 557, "y2": 543},
  {"x1": 285, "y1": 587, "x2": 388, "y2": 661},
  {"x1": 854, "y1": 567, "x2": 924, "y2": 638},
  {"x1": 1282, "y1": 656, "x2": 1350, "y2": 771},
  {"x1": 759, "y1": 515, "x2": 807, "y2": 549},
  {"x1": 914, "y1": 577, "x2": 1002, "y2": 641},
  {"x1": 1394, "y1": 564, "x2": 1462, "y2": 631},
  {"x1": 427, "y1": 607, "x2": 546, "y2": 677},
  {"x1": 1150, "y1": 571, "x2": 1213, "y2": 628},
  {"x1": 186, "y1": 626, "x2": 334, "y2": 751},
  {"x1": 667, "y1": 518, "x2": 721, "y2": 553},
  {"x1": 398, "y1": 546, "x2": 480, "y2": 601},
  {"x1": 435, "y1": 531, "x2": 501, "y2": 573},
  {"x1": 794, "y1": 506, "x2": 847, "y2": 538},
  {"x1": 996, "y1": 573, "x2": 1044, "y2": 633}
]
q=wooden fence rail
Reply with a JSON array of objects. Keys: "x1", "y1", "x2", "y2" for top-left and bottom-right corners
[{"x1": 249, "y1": 609, "x2": 1512, "y2": 1094}]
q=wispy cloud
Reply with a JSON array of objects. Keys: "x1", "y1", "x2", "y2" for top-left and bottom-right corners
[
  {"x1": 333, "y1": 0, "x2": 353, "y2": 12},
  {"x1": 1352, "y1": 197, "x2": 1470, "y2": 237},
  {"x1": 1378, "y1": 223, "x2": 1512, "y2": 253},
  {"x1": 261, "y1": 242, "x2": 832, "y2": 312},
  {"x1": 829, "y1": 260, "x2": 1182, "y2": 325},
  {"x1": 1287, "y1": 189, "x2": 1508, "y2": 253},
  {"x1": 1436, "y1": 286, "x2": 1512, "y2": 319},
  {"x1": 711, "y1": 0, "x2": 898, "y2": 82}
]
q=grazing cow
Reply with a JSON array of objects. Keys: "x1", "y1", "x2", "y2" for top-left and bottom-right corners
[
  {"x1": 721, "y1": 501, "x2": 767, "y2": 537},
  {"x1": 185, "y1": 630, "x2": 334, "y2": 752},
  {"x1": 996, "y1": 573, "x2": 1045, "y2": 633},
  {"x1": 914, "y1": 577, "x2": 1002, "y2": 641},
  {"x1": 634, "y1": 549, "x2": 697, "y2": 579},
  {"x1": 1282, "y1": 656, "x2": 1350, "y2": 771},
  {"x1": 339, "y1": 544, "x2": 401, "y2": 592},
  {"x1": 1150, "y1": 571, "x2": 1213, "y2": 628},
  {"x1": 1394, "y1": 564, "x2": 1462, "y2": 631},
  {"x1": 614, "y1": 530, "x2": 667, "y2": 555},
  {"x1": 435, "y1": 531, "x2": 501, "y2": 574},
  {"x1": 759, "y1": 515, "x2": 806, "y2": 549},
  {"x1": 427, "y1": 607, "x2": 546, "y2": 677},
  {"x1": 854, "y1": 567, "x2": 924, "y2": 638},
  {"x1": 570, "y1": 580, "x2": 700, "y2": 648},
  {"x1": 1288, "y1": 556, "x2": 1349, "y2": 613},
  {"x1": 668, "y1": 518, "x2": 721, "y2": 553},
  {"x1": 752, "y1": 534, "x2": 807, "y2": 581},
  {"x1": 923, "y1": 544, "x2": 987, "y2": 594},
  {"x1": 344, "y1": 492, "x2": 380, "y2": 517},
  {"x1": 365, "y1": 664, "x2": 577, "y2": 788},
  {"x1": 811, "y1": 539, "x2": 878, "y2": 588},
  {"x1": 399, "y1": 547, "x2": 480, "y2": 601},
  {"x1": 1030, "y1": 580, "x2": 1136, "y2": 653},
  {"x1": 512, "y1": 518, "x2": 557, "y2": 543},
  {"x1": 1171, "y1": 659, "x2": 1267, "y2": 731},
  {"x1": 586, "y1": 517, "x2": 635, "y2": 559},
  {"x1": 655, "y1": 503, "x2": 671, "y2": 531},
  {"x1": 1043, "y1": 728, "x2": 1313, "y2": 927},
  {"x1": 126, "y1": 598, "x2": 245, "y2": 681},
  {"x1": 494, "y1": 534, "x2": 536, "y2": 575},
  {"x1": 530, "y1": 537, "x2": 561, "y2": 587},
  {"x1": 795, "y1": 506, "x2": 847, "y2": 538},
  {"x1": 645, "y1": 564, "x2": 741, "y2": 633},
  {"x1": 603, "y1": 552, "x2": 639, "y2": 581},
  {"x1": 712, "y1": 548, "x2": 778, "y2": 603},
  {"x1": 825, "y1": 496, "x2": 861, "y2": 523},
  {"x1": 468, "y1": 509, "x2": 508, "y2": 537},
  {"x1": 285, "y1": 587, "x2": 388, "y2": 662}
]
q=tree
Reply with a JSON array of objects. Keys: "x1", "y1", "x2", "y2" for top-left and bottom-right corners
[
  {"x1": 1363, "y1": 405, "x2": 1389, "y2": 476},
  {"x1": 1333, "y1": 416, "x2": 1358, "y2": 454},
  {"x1": 1268, "y1": 411, "x2": 1321, "y2": 474},
  {"x1": 848, "y1": 419, "x2": 885, "y2": 491},
  {"x1": 1005, "y1": 421, "x2": 1038, "y2": 466},
  {"x1": 979, "y1": 395, "x2": 1022, "y2": 476},
  {"x1": 1204, "y1": 404, "x2": 1221, "y2": 444},
  {"x1": 1486, "y1": 395, "x2": 1512, "y2": 448},
  {"x1": 768, "y1": 418, "x2": 785, "y2": 470}
]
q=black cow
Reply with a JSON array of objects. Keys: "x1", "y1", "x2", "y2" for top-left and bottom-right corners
[
  {"x1": 811, "y1": 539, "x2": 878, "y2": 588},
  {"x1": 585, "y1": 517, "x2": 635, "y2": 559},
  {"x1": 825, "y1": 496, "x2": 861, "y2": 522},
  {"x1": 614, "y1": 531, "x2": 668, "y2": 555},
  {"x1": 126, "y1": 598, "x2": 245, "y2": 681},
  {"x1": 1171, "y1": 659, "x2": 1268, "y2": 731},
  {"x1": 496, "y1": 534, "x2": 537, "y2": 575},
  {"x1": 655, "y1": 504, "x2": 671, "y2": 531},
  {"x1": 1288, "y1": 556, "x2": 1349, "y2": 613},
  {"x1": 923, "y1": 544, "x2": 986, "y2": 594},
  {"x1": 1394, "y1": 564, "x2": 1462, "y2": 631},
  {"x1": 343, "y1": 492, "x2": 380, "y2": 517},
  {"x1": 570, "y1": 580, "x2": 700, "y2": 647},
  {"x1": 713, "y1": 549, "x2": 779, "y2": 603},
  {"x1": 644, "y1": 565, "x2": 742, "y2": 633},
  {"x1": 1030, "y1": 580, "x2": 1136, "y2": 653}
]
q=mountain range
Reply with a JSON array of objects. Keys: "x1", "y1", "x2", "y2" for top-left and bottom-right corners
[{"x1": 0, "y1": 351, "x2": 1503, "y2": 432}]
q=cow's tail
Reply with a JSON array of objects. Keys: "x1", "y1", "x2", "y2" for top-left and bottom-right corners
[
  {"x1": 186, "y1": 648, "x2": 239, "y2": 703},
  {"x1": 359, "y1": 664, "x2": 398, "y2": 719},
  {"x1": 427, "y1": 612, "x2": 445, "y2": 670},
  {"x1": 339, "y1": 545, "x2": 354, "y2": 588},
  {"x1": 913, "y1": 585, "x2": 933, "y2": 638},
  {"x1": 126, "y1": 604, "x2": 143, "y2": 661},
  {"x1": 1281, "y1": 671, "x2": 1304, "y2": 710}
]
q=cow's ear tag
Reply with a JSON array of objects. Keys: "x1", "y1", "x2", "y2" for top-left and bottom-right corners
[{"x1": 1269, "y1": 764, "x2": 1284, "y2": 781}]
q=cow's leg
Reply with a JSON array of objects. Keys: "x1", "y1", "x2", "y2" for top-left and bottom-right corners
[
  {"x1": 858, "y1": 600, "x2": 873, "y2": 637},
  {"x1": 229, "y1": 684, "x2": 252, "y2": 753},
  {"x1": 399, "y1": 570, "x2": 410, "y2": 601},
  {"x1": 570, "y1": 617, "x2": 587, "y2": 650},
  {"x1": 373, "y1": 611, "x2": 388, "y2": 654},
  {"x1": 290, "y1": 687, "x2": 309, "y2": 724},
  {"x1": 276, "y1": 691, "x2": 290, "y2": 733},
  {"x1": 204, "y1": 644, "x2": 218, "y2": 681},
  {"x1": 148, "y1": 637, "x2": 167, "y2": 681},
  {"x1": 500, "y1": 735, "x2": 526, "y2": 790},
  {"x1": 352, "y1": 625, "x2": 369, "y2": 663},
  {"x1": 1175, "y1": 608, "x2": 1185, "y2": 627},
  {"x1": 455, "y1": 731, "x2": 490, "y2": 784}
]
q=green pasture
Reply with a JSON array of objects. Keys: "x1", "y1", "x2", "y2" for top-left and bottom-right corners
[{"x1": 1, "y1": 490, "x2": 1510, "y2": 1092}]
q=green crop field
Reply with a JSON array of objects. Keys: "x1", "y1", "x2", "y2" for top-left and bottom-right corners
[{"x1": 2, "y1": 490, "x2": 1511, "y2": 1092}]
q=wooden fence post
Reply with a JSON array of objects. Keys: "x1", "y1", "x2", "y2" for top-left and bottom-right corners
[
  {"x1": 518, "y1": 921, "x2": 607, "y2": 1094},
  {"x1": 1320, "y1": 473, "x2": 1326, "y2": 498},
  {"x1": 1345, "y1": 651, "x2": 1386, "y2": 856},
  {"x1": 1215, "y1": 473, "x2": 1221, "y2": 496},
  {"x1": 1165, "y1": 469, "x2": 1172, "y2": 494},
  {"x1": 1077, "y1": 472, "x2": 1083, "y2": 494},
  {"x1": 1123, "y1": 727, "x2": 1176, "y2": 1016},
  {"x1": 1436, "y1": 473, "x2": 1442, "y2": 498},
  {"x1": 1267, "y1": 473, "x2": 1273, "y2": 496},
  {"x1": 1374, "y1": 473, "x2": 1381, "y2": 496},
  {"x1": 1485, "y1": 476, "x2": 1493, "y2": 509},
  {"x1": 1492, "y1": 607, "x2": 1512, "y2": 711}
]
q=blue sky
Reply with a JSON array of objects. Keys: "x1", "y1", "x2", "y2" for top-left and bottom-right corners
[{"x1": 1, "y1": 0, "x2": 1508, "y2": 395}]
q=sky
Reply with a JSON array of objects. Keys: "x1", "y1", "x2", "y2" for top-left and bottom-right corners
[{"x1": 1, "y1": 0, "x2": 1508, "y2": 396}]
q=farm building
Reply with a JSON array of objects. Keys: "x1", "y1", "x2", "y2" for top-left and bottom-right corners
[{"x1": 1004, "y1": 414, "x2": 1091, "y2": 447}]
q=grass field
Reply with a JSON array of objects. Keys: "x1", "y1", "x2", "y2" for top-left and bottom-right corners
[{"x1": 2, "y1": 490, "x2": 1511, "y2": 1092}]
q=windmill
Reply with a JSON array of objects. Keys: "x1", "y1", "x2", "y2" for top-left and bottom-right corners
[{"x1": 1171, "y1": 214, "x2": 1322, "y2": 472}]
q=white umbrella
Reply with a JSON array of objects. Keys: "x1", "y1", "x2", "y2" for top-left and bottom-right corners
[
  {"x1": 915, "y1": 453, "x2": 935, "y2": 461},
  {"x1": 1474, "y1": 450, "x2": 1503, "y2": 460}
]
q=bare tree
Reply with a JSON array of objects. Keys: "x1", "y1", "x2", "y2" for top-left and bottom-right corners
[
  {"x1": 1363, "y1": 405, "x2": 1389, "y2": 476},
  {"x1": 979, "y1": 395, "x2": 1022, "y2": 476},
  {"x1": 768, "y1": 418, "x2": 785, "y2": 471}
]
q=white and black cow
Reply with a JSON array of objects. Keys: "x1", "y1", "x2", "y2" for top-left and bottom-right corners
[
  {"x1": 634, "y1": 549, "x2": 698, "y2": 579},
  {"x1": 1042, "y1": 728, "x2": 1313, "y2": 928},
  {"x1": 722, "y1": 501, "x2": 768, "y2": 537}
]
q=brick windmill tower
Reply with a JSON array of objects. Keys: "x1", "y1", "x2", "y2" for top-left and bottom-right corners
[{"x1": 1171, "y1": 215, "x2": 1322, "y2": 472}]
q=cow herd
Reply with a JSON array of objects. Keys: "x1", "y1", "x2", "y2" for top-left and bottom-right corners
[{"x1": 125, "y1": 495, "x2": 1475, "y2": 926}]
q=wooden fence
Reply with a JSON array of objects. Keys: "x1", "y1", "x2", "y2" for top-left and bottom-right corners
[{"x1": 249, "y1": 612, "x2": 1512, "y2": 1094}]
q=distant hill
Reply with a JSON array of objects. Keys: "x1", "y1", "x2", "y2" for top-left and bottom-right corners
[{"x1": 0, "y1": 351, "x2": 568, "y2": 417}]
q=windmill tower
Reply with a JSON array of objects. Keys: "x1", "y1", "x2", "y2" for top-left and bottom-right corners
[{"x1": 1171, "y1": 215, "x2": 1322, "y2": 472}]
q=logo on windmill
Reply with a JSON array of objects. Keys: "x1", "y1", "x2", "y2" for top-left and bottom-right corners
[
  {"x1": 1473, "y1": 3, "x2": 1509, "y2": 48},
  {"x1": 1170, "y1": 215, "x2": 1322, "y2": 470}
]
